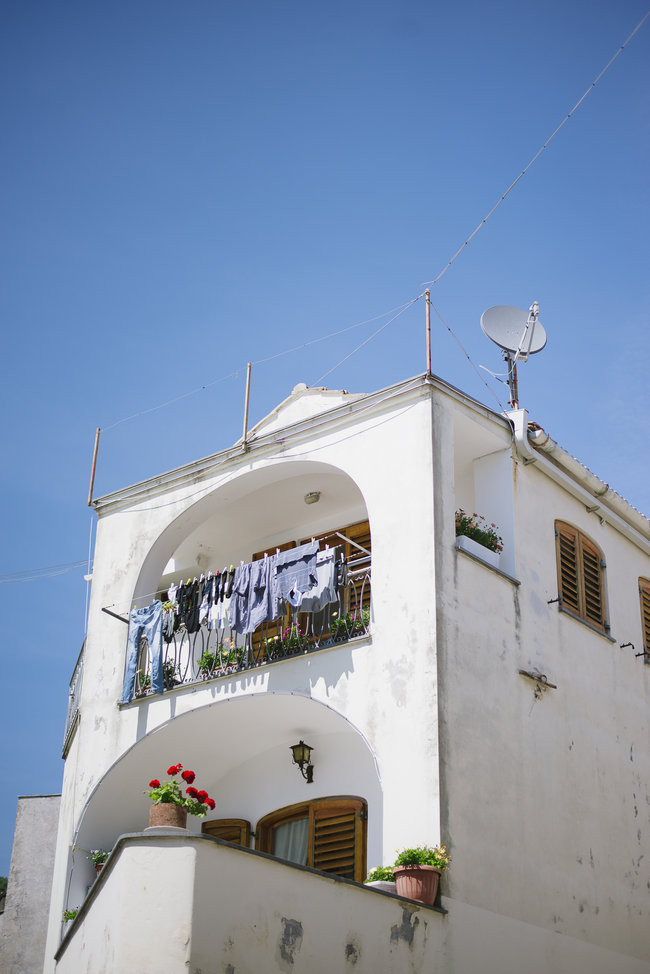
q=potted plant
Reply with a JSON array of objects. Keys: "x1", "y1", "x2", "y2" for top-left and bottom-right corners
[
  {"x1": 364, "y1": 865, "x2": 396, "y2": 893},
  {"x1": 147, "y1": 762, "x2": 216, "y2": 829},
  {"x1": 90, "y1": 849, "x2": 109, "y2": 876},
  {"x1": 197, "y1": 650, "x2": 215, "y2": 678},
  {"x1": 393, "y1": 844, "x2": 451, "y2": 906},
  {"x1": 455, "y1": 509, "x2": 503, "y2": 566},
  {"x1": 135, "y1": 669, "x2": 151, "y2": 697},
  {"x1": 330, "y1": 608, "x2": 370, "y2": 642},
  {"x1": 162, "y1": 660, "x2": 178, "y2": 689}
]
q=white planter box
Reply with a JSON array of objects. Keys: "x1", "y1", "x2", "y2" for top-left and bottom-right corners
[
  {"x1": 456, "y1": 534, "x2": 500, "y2": 568},
  {"x1": 365, "y1": 880, "x2": 397, "y2": 894}
]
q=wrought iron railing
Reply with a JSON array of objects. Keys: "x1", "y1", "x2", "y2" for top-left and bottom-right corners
[
  {"x1": 132, "y1": 565, "x2": 371, "y2": 698},
  {"x1": 63, "y1": 642, "x2": 85, "y2": 756}
]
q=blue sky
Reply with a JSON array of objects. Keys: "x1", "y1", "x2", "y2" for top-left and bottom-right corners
[{"x1": 1, "y1": 1, "x2": 648, "y2": 874}]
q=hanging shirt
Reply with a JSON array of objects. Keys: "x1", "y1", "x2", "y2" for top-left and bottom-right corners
[
  {"x1": 299, "y1": 549, "x2": 338, "y2": 612},
  {"x1": 247, "y1": 555, "x2": 279, "y2": 633},
  {"x1": 275, "y1": 541, "x2": 319, "y2": 608},
  {"x1": 228, "y1": 563, "x2": 252, "y2": 635}
]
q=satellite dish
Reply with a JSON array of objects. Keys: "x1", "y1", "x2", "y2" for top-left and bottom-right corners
[
  {"x1": 481, "y1": 305, "x2": 547, "y2": 357},
  {"x1": 480, "y1": 302, "x2": 547, "y2": 410}
]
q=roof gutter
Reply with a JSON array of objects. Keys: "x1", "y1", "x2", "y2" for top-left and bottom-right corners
[{"x1": 508, "y1": 409, "x2": 649, "y2": 550}]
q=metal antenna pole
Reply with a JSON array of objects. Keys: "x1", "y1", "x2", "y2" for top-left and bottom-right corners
[
  {"x1": 87, "y1": 427, "x2": 101, "y2": 506},
  {"x1": 505, "y1": 352, "x2": 519, "y2": 409},
  {"x1": 425, "y1": 289, "x2": 431, "y2": 375},
  {"x1": 242, "y1": 363, "x2": 252, "y2": 451}
]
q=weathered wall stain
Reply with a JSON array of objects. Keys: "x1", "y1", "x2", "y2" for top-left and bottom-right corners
[
  {"x1": 276, "y1": 917, "x2": 303, "y2": 971},
  {"x1": 345, "y1": 940, "x2": 360, "y2": 965},
  {"x1": 390, "y1": 907, "x2": 419, "y2": 947}
]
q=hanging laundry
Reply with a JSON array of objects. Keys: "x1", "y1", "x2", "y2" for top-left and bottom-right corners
[
  {"x1": 121, "y1": 600, "x2": 164, "y2": 703},
  {"x1": 275, "y1": 540, "x2": 319, "y2": 607},
  {"x1": 299, "y1": 548, "x2": 339, "y2": 612}
]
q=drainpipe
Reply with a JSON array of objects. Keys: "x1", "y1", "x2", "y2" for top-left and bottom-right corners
[{"x1": 508, "y1": 409, "x2": 649, "y2": 545}]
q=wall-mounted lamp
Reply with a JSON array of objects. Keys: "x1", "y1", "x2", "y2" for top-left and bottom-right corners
[
  {"x1": 304, "y1": 491, "x2": 321, "y2": 505},
  {"x1": 290, "y1": 740, "x2": 314, "y2": 783}
]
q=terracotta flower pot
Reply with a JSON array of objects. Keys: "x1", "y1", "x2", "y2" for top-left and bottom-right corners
[
  {"x1": 95, "y1": 862, "x2": 104, "y2": 876},
  {"x1": 148, "y1": 803, "x2": 188, "y2": 829},
  {"x1": 394, "y1": 864, "x2": 441, "y2": 905}
]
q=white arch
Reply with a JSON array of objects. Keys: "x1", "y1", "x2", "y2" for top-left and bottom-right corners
[
  {"x1": 132, "y1": 458, "x2": 369, "y2": 605},
  {"x1": 66, "y1": 692, "x2": 383, "y2": 908}
]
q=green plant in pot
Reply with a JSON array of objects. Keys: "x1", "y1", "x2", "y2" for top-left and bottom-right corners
[
  {"x1": 162, "y1": 660, "x2": 178, "y2": 688},
  {"x1": 197, "y1": 650, "x2": 215, "y2": 677},
  {"x1": 393, "y1": 844, "x2": 450, "y2": 906},
  {"x1": 455, "y1": 509, "x2": 503, "y2": 553},
  {"x1": 147, "y1": 762, "x2": 216, "y2": 828},
  {"x1": 364, "y1": 865, "x2": 396, "y2": 884}
]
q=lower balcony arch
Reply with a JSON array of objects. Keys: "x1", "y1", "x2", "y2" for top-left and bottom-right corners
[{"x1": 66, "y1": 692, "x2": 383, "y2": 911}]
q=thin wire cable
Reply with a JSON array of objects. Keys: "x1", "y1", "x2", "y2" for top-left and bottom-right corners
[
  {"x1": 431, "y1": 303, "x2": 505, "y2": 410},
  {"x1": 102, "y1": 370, "x2": 243, "y2": 432},
  {"x1": 252, "y1": 300, "x2": 418, "y2": 368},
  {"x1": 313, "y1": 294, "x2": 424, "y2": 385},
  {"x1": 100, "y1": 301, "x2": 420, "y2": 434},
  {"x1": 0, "y1": 560, "x2": 89, "y2": 583},
  {"x1": 423, "y1": 12, "x2": 650, "y2": 288}
]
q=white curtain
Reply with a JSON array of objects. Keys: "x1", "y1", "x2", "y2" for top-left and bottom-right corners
[{"x1": 273, "y1": 818, "x2": 309, "y2": 865}]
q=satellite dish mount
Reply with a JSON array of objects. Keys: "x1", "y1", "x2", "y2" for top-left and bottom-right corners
[{"x1": 480, "y1": 302, "x2": 547, "y2": 409}]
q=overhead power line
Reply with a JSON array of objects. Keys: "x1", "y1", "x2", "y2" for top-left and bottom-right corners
[{"x1": 422, "y1": 11, "x2": 650, "y2": 288}]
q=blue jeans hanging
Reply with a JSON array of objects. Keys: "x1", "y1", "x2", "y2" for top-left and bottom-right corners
[{"x1": 121, "y1": 600, "x2": 163, "y2": 703}]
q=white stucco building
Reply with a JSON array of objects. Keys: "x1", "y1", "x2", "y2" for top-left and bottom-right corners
[{"x1": 8, "y1": 372, "x2": 650, "y2": 973}]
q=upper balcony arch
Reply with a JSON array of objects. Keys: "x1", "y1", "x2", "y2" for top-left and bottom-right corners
[{"x1": 132, "y1": 458, "x2": 370, "y2": 608}]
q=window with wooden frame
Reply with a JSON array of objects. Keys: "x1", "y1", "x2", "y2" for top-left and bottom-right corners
[
  {"x1": 202, "y1": 818, "x2": 251, "y2": 846},
  {"x1": 256, "y1": 796, "x2": 367, "y2": 882},
  {"x1": 639, "y1": 578, "x2": 650, "y2": 662},
  {"x1": 555, "y1": 521, "x2": 608, "y2": 631}
]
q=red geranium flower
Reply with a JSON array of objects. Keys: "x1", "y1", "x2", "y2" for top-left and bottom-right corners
[
  {"x1": 197, "y1": 790, "x2": 208, "y2": 802},
  {"x1": 168, "y1": 764, "x2": 182, "y2": 776},
  {"x1": 205, "y1": 798, "x2": 216, "y2": 811},
  {"x1": 186, "y1": 787, "x2": 199, "y2": 799},
  {"x1": 181, "y1": 770, "x2": 196, "y2": 784},
  {"x1": 149, "y1": 779, "x2": 160, "y2": 788}
]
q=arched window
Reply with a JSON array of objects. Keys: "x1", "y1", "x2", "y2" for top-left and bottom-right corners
[
  {"x1": 256, "y1": 796, "x2": 367, "y2": 882},
  {"x1": 555, "y1": 521, "x2": 607, "y2": 631}
]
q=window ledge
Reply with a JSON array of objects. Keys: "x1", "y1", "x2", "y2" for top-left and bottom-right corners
[
  {"x1": 557, "y1": 605, "x2": 616, "y2": 643},
  {"x1": 454, "y1": 538, "x2": 520, "y2": 586}
]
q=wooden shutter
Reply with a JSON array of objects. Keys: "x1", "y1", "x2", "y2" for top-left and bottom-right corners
[
  {"x1": 640, "y1": 579, "x2": 650, "y2": 656},
  {"x1": 555, "y1": 521, "x2": 606, "y2": 631},
  {"x1": 202, "y1": 818, "x2": 251, "y2": 846},
  {"x1": 556, "y1": 522, "x2": 580, "y2": 614},
  {"x1": 257, "y1": 796, "x2": 367, "y2": 882},
  {"x1": 581, "y1": 539, "x2": 604, "y2": 627}
]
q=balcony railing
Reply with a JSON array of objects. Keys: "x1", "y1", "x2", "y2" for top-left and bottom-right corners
[
  {"x1": 63, "y1": 642, "x2": 85, "y2": 756},
  {"x1": 132, "y1": 564, "x2": 371, "y2": 698}
]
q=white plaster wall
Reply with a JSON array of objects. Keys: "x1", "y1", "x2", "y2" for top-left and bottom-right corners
[
  {"x1": 436, "y1": 393, "x2": 650, "y2": 963},
  {"x1": 56, "y1": 834, "x2": 650, "y2": 974},
  {"x1": 44, "y1": 376, "x2": 649, "y2": 971},
  {"x1": 45, "y1": 385, "x2": 442, "y2": 969},
  {"x1": 55, "y1": 841, "x2": 196, "y2": 974}
]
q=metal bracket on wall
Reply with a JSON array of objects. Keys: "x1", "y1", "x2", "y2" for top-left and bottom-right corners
[{"x1": 518, "y1": 668, "x2": 558, "y2": 700}]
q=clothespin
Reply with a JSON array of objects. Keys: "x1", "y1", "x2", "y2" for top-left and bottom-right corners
[{"x1": 230, "y1": 564, "x2": 235, "y2": 572}]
